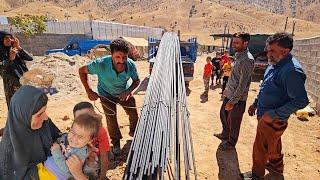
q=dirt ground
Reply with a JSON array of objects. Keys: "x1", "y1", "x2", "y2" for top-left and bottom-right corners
[{"x1": 0, "y1": 54, "x2": 319, "y2": 179}]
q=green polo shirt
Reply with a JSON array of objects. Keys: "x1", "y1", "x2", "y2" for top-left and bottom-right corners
[{"x1": 87, "y1": 55, "x2": 139, "y2": 97}]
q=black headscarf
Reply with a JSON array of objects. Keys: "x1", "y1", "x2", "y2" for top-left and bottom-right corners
[
  {"x1": 0, "y1": 31, "x2": 12, "y2": 48},
  {"x1": 0, "y1": 31, "x2": 33, "y2": 78},
  {"x1": 0, "y1": 31, "x2": 12, "y2": 63},
  {"x1": 0, "y1": 85, "x2": 53, "y2": 180}
]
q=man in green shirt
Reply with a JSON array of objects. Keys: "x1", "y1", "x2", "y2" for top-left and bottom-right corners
[{"x1": 79, "y1": 39, "x2": 140, "y2": 155}]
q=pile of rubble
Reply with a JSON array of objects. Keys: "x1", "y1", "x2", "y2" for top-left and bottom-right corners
[{"x1": 26, "y1": 53, "x2": 98, "y2": 98}]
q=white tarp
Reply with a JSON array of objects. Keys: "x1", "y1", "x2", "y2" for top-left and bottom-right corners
[
  {"x1": 0, "y1": 20, "x2": 164, "y2": 39},
  {"x1": 0, "y1": 16, "x2": 9, "y2": 25}
]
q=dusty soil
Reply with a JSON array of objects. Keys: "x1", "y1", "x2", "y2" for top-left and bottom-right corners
[{"x1": 0, "y1": 54, "x2": 319, "y2": 179}]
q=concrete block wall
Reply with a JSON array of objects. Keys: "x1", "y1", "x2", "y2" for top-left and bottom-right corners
[
  {"x1": 292, "y1": 36, "x2": 320, "y2": 113},
  {"x1": 16, "y1": 33, "x2": 89, "y2": 56}
]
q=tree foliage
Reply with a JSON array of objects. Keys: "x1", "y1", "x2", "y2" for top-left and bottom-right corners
[{"x1": 9, "y1": 14, "x2": 47, "y2": 37}]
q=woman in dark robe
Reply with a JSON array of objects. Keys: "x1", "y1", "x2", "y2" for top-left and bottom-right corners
[
  {"x1": 0, "y1": 31, "x2": 33, "y2": 108},
  {"x1": 0, "y1": 85, "x2": 88, "y2": 180}
]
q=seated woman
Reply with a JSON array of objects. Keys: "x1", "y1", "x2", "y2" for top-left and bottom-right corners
[{"x1": 0, "y1": 85, "x2": 88, "y2": 180}]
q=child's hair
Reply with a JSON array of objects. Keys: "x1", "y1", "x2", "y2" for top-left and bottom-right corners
[
  {"x1": 206, "y1": 56, "x2": 211, "y2": 60},
  {"x1": 73, "y1": 101, "x2": 94, "y2": 115},
  {"x1": 72, "y1": 114, "x2": 101, "y2": 139}
]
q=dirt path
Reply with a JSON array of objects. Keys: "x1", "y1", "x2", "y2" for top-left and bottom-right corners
[{"x1": 0, "y1": 55, "x2": 319, "y2": 179}]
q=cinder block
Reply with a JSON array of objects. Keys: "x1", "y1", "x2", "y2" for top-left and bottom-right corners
[{"x1": 317, "y1": 51, "x2": 320, "y2": 58}]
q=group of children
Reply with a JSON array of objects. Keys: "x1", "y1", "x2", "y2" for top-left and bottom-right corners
[
  {"x1": 203, "y1": 51, "x2": 233, "y2": 99},
  {"x1": 38, "y1": 102, "x2": 111, "y2": 180}
]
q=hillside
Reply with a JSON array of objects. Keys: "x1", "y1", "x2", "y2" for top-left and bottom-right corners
[
  {"x1": 105, "y1": 0, "x2": 320, "y2": 40},
  {"x1": 0, "y1": 0, "x2": 319, "y2": 43},
  {"x1": 218, "y1": 0, "x2": 320, "y2": 23}
]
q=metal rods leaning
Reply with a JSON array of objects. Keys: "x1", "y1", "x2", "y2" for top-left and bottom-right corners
[{"x1": 124, "y1": 32, "x2": 197, "y2": 180}]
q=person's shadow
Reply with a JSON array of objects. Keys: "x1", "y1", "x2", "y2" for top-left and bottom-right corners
[
  {"x1": 210, "y1": 84, "x2": 222, "y2": 91},
  {"x1": 216, "y1": 147, "x2": 242, "y2": 180},
  {"x1": 186, "y1": 86, "x2": 192, "y2": 96},
  {"x1": 108, "y1": 140, "x2": 132, "y2": 170},
  {"x1": 134, "y1": 77, "x2": 192, "y2": 96},
  {"x1": 133, "y1": 77, "x2": 149, "y2": 95},
  {"x1": 200, "y1": 93, "x2": 208, "y2": 103}
]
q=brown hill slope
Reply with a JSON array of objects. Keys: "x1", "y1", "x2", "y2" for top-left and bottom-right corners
[
  {"x1": 104, "y1": 0, "x2": 320, "y2": 40},
  {"x1": 0, "y1": 0, "x2": 319, "y2": 43},
  {"x1": 218, "y1": 0, "x2": 320, "y2": 23}
]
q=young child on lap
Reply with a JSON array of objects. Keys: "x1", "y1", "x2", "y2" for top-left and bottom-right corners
[
  {"x1": 73, "y1": 102, "x2": 110, "y2": 180},
  {"x1": 41, "y1": 114, "x2": 100, "y2": 180}
]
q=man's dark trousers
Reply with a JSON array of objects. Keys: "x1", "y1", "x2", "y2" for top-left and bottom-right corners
[{"x1": 219, "y1": 98, "x2": 246, "y2": 146}]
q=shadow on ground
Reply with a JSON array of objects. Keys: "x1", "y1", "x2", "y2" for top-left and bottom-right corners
[
  {"x1": 108, "y1": 140, "x2": 132, "y2": 170},
  {"x1": 216, "y1": 147, "x2": 242, "y2": 180},
  {"x1": 134, "y1": 77, "x2": 149, "y2": 95}
]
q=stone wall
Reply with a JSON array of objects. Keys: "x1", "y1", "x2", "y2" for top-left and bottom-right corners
[
  {"x1": 292, "y1": 36, "x2": 320, "y2": 113},
  {"x1": 16, "y1": 33, "x2": 89, "y2": 56}
]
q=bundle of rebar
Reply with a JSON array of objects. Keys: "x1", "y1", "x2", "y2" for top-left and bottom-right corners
[{"x1": 124, "y1": 32, "x2": 197, "y2": 180}]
